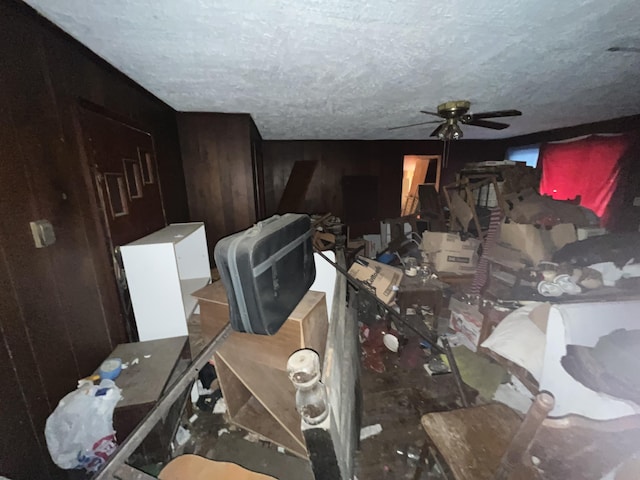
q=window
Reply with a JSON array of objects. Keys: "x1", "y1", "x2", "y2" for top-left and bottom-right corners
[{"x1": 506, "y1": 144, "x2": 540, "y2": 168}]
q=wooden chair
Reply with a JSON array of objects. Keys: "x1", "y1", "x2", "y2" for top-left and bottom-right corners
[
  {"x1": 420, "y1": 392, "x2": 640, "y2": 480},
  {"x1": 442, "y1": 175, "x2": 505, "y2": 242}
]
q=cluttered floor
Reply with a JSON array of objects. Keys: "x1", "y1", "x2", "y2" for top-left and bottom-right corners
[
  {"x1": 148, "y1": 288, "x2": 524, "y2": 480},
  {"x1": 78, "y1": 162, "x2": 640, "y2": 479}
]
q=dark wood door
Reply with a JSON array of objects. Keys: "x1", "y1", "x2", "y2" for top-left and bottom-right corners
[
  {"x1": 78, "y1": 104, "x2": 167, "y2": 339},
  {"x1": 79, "y1": 105, "x2": 166, "y2": 246}
]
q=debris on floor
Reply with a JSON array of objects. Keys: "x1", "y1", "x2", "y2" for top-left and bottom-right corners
[{"x1": 359, "y1": 423, "x2": 383, "y2": 441}]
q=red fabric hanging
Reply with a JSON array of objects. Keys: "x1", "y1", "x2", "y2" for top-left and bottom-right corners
[{"x1": 539, "y1": 135, "x2": 631, "y2": 227}]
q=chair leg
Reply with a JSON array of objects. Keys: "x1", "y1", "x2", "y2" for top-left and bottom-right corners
[
  {"x1": 414, "y1": 438, "x2": 451, "y2": 480},
  {"x1": 412, "y1": 441, "x2": 430, "y2": 480},
  {"x1": 494, "y1": 392, "x2": 555, "y2": 479}
]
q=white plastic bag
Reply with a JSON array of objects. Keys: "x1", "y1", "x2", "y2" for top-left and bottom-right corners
[{"x1": 45, "y1": 379, "x2": 122, "y2": 472}]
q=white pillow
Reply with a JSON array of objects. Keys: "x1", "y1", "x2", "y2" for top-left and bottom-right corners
[{"x1": 480, "y1": 303, "x2": 546, "y2": 381}]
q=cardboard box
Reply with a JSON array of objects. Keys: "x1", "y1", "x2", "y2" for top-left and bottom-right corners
[
  {"x1": 449, "y1": 297, "x2": 484, "y2": 352},
  {"x1": 497, "y1": 220, "x2": 576, "y2": 267},
  {"x1": 486, "y1": 242, "x2": 529, "y2": 270},
  {"x1": 421, "y1": 232, "x2": 480, "y2": 274},
  {"x1": 348, "y1": 257, "x2": 403, "y2": 305},
  {"x1": 503, "y1": 189, "x2": 598, "y2": 227},
  {"x1": 576, "y1": 227, "x2": 607, "y2": 241}
]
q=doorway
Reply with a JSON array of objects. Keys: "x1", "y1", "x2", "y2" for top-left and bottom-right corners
[
  {"x1": 76, "y1": 103, "x2": 167, "y2": 340},
  {"x1": 401, "y1": 155, "x2": 441, "y2": 215}
]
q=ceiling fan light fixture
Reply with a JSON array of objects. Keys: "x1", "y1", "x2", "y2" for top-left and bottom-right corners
[
  {"x1": 437, "y1": 121, "x2": 463, "y2": 141},
  {"x1": 391, "y1": 100, "x2": 521, "y2": 139},
  {"x1": 451, "y1": 122, "x2": 463, "y2": 140}
]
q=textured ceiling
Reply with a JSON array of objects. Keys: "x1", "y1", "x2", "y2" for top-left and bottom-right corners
[{"x1": 24, "y1": 0, "x2": 640, "y2": 140}]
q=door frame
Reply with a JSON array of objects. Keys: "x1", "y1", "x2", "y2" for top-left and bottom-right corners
[{"x1": 72, "y1": 99, "x2": 164, "y2": 343}]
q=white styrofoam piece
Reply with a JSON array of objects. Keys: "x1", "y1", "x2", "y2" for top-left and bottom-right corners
[
  {"x1": 23, "y1": 0, "x2": 640, "y2": 140},
  {"x1": 359, "y1": 424, "x2": 383, "y2": 441},
  {"x1": 540, "y1": 300, "x2": 640, "y2": 419},
  {"x1": 311, "y1": 251, "x2": 337, "y2": 320}
]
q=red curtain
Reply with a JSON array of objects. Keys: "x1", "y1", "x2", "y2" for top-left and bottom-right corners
[{"x1": 539, "y1": 135, "x2": 631, "y2": 227}]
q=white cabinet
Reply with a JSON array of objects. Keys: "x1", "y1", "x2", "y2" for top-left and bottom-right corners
[{"x1": 120, "y1": 223, "x2": 211, "y2": 341}]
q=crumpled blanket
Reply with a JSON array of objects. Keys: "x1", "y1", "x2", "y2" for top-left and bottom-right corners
[{"x1": 561, "y1": 328, "x2": 640, "y2": 405}]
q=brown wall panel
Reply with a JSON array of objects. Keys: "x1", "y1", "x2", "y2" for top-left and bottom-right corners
[
  {"x1": 262, "y1": 139, "x2": 507, "y2": 226},
  {"x1": 503, "y1": 114, "x2": 640, "y2": 147},
  {"x1": 0, "y1": 2, "x2": 187, "y2": 478},
  {"x1": 178, "y1": 113, "x2": 259, "y2": 260}
]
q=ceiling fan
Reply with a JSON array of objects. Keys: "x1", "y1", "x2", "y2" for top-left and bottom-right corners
[{"x1": 389, "y1": 100, "x2": 522, "y2": 140}]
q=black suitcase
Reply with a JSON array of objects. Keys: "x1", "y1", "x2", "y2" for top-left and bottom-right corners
[{"x1": 214, "y1": 214, "x2": 316, "y2": 335}]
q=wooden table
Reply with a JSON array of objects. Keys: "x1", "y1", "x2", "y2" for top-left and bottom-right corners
[{"x1": 397, "y1": 274, "x2": 445, "y2": 327}]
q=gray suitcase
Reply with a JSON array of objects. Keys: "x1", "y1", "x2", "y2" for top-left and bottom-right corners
[{"x1": 214, "y1": 214, "x2": 316, "y2": 334}]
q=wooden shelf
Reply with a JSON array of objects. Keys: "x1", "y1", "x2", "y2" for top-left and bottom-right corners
[
  {"x1": 215, "y1": 353, "x2": 307, "y2": 457},
  {"x1": 201, "y1": 289, "x2": 328, "y2": 457}
]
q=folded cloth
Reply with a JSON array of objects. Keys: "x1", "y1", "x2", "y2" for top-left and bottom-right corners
[{"x1": 561, "y1": 329, "x2": 640, "y2": 405}]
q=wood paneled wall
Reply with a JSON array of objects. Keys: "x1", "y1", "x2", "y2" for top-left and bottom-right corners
[
  {"x1": 178, "y1": 113, "x2": 263, "y2": 260},
  {"x1": 0, "y1": 2, "x2": 187, "y2": 478},
  {"x1": 503, "y1": 114, "x2": 640, "y2": 147},
  {"x1": 262, "y1": 139, "x2": 507, "y2": 225}
]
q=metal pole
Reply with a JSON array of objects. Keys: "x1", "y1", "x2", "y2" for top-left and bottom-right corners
[
  {"x1": 93, "y1": 324, "x2": 232, "y2": 480},
  {"x1": 314, "y1": 249, "x2": 468, "y2": 407}
]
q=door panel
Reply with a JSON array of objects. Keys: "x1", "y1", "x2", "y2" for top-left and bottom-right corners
[
  {"x1": 79, "y1": 106, "x2": 166, "y2": 247},
  {"x1": 78, "y1": 105, "x2": 167, "y2": 340}
]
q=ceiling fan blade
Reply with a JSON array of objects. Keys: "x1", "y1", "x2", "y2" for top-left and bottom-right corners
[
  {"x1": 471, "y1": 109, "x2": 522, "y2": 119},
  {"x1": 464, "y1": 119, "x2": 510, "y2": 130},
  {"x1": 420, "y1": 110, "x2": 443, "y2": 117},
  {"x1": 387, "y1": 120, "x2": 441, "y2": 131},
  {"x1": 430, "y1": 124, "x2": 445, "y2": 137}
]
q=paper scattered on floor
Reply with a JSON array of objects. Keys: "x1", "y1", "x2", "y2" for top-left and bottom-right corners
[
  {"x1": 188, "y1": 413, "x2": 199, "y2": 424},
  {"x1": 277, "y1": 447, "x2": 285, "y2": 454},
  {"x1": 213, "y1": 397, "x2": 227, "y2": 414},
  {"x1": 360, "y1": 423, "x2": 383, "y2": 441},
  {"x1": 243, "y1": 432, "x2": 262, "y2": 443},
  {"x1": 190, "y1": 383, "x2": 200, "y2": 404},
  {"x1": 493, "y1": 375, "x2": 534, "y2": 414},
  {"x1": 217, "y1": 428, "x2": 229, "y2": 437},
  {"x1": 175, "y1": 425, "x2": 191, "y2": 446}
]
